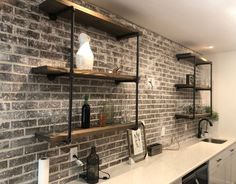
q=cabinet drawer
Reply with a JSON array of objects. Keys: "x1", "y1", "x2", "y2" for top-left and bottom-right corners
[
  {"x1": 226, "y1": 143, "x2": 236, "y2": 155},
  {"x1": 209, "y1": 143, "x2": 236, "y2": 172},
  {"x1": 209, "y1": 151, "x2": 227, "y2": 172}
]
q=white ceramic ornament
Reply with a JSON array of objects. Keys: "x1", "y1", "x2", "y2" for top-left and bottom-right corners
[{"x1": 75, "y1": 33, "x2": 94, "y2": 70}]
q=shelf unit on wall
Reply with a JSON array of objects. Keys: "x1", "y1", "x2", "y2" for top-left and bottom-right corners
[
  {"x1": 36, "y1": 123, "x2": 134, "y2": 143},
  {"x1": 175, "y1": 53, "x2": 213, "y2": 119},
  {"x1": 33, "y1": 0, "x2": 141, "y2": 143},
  {"x1": 31, "y1": 66, "x2": 137, "y2": 83}
]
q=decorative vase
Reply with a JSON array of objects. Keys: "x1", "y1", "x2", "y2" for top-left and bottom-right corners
[{"x1": 75, "y1": 33, "x2": 94, "y2": 70}]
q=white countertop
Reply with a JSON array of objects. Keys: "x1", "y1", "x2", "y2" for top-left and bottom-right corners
[{"x1": 70, "y1": 137, "x2": 236, "y2": 184}]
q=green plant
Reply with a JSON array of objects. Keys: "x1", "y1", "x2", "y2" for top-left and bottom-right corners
[{"x1": 204, "y1": 106, "x2": 219, "y2": 121}]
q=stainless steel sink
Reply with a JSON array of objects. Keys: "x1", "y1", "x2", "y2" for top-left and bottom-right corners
[{"x1": 201, "y1": 138, "x2": 227, "y2": 144}]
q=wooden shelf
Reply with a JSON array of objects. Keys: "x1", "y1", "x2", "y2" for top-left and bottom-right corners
[
  {"x1": 195, "y1": 86, "x2": 212, "y2": 91},
  {"x1": 31, "y1": 66, "x2": 137, "y2": 83},
  {"x1": 35, "y1": 123, "x2": 135, "y2": 143},
  {"x1": 175, "y1": 84, "x2": 211, "y2": 91},
  {"x1": 176, "y1": 53, "x2": 212, "y2": 65},
  {"x1": 175, "y1": 113, "x2": 211, "y2": 119},
  {"x1": 39, "y1": 0, "x2": 140, "y2": 39}
]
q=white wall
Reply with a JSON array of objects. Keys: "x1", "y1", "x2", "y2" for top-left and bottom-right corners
[{"x1": 207, "y1": 51, "x2": 236, "y2": 138}]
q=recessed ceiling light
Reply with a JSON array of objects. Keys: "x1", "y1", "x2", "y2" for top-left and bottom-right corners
[
  {"x1": 229, "y1": 8, "x2": 236, "y2": 16},
  {"x1": 205, "y1": 46, "x2": 214, "y2": 49}
]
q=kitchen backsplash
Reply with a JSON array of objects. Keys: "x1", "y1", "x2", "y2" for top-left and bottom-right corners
[{"x1": 0, "y1": 0, "x2": 203, "y2": 183}]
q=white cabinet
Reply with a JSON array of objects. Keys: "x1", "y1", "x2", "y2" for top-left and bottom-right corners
[
  {"x1": 209, "y1": 150, "x2": 227, "y2": 184},
  {"x1": 229, "y1": 144, "x2": 236, "y2": 184},
  {"x1": 232, "y1": 151, "x2": 236, "y2": 183},
  {"x1": 209, "y1": 143, "x2": 236, "y2": 184},
  {"x1": 225, "y1": 152, "x2": 232, "y2": 184}
]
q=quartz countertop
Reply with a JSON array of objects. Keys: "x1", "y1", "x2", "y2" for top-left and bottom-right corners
[{"x1": 69, "y1": 137, "x2": 236, "y2": 184}]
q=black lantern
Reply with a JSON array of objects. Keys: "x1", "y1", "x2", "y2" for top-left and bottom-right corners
[{"x1": 87, "y1": 146, "x2": 99, "y2": 184}]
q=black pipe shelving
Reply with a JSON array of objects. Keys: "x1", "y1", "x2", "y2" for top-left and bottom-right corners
[
  {"x1": 176, "y1": 53, "x2": 212, "y2": 65},
  {"x1": 175, "y1": 53, "x2": 213, "y2": 119},
  {"x1": 39, "y1": 0, "x2": 140, "y2": 39},
  {"x1": 33, "y1": 0, "x2": 141, "y2": 143}
]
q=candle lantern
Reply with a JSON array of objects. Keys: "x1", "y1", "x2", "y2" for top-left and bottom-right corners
[{"x1": 86, "y1": 146, "x2": 99, "y2": 184}]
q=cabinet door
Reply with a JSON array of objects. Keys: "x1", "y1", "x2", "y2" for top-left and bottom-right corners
[
  {"x1": 225, "y1": 153, "x2": 232, "y2": 184},
  {"x1": 230, "y1": 146, "x2": 236, "y2": 183},
  {"x1": 209, "y1": 152, "x2": 227, "y2": 184},
  {"x1": 225, "y1": 143, "x2": 236, "y2": 184},
  {"x1": 209, "y1": 162, "x2": 226, "y2": 184}
]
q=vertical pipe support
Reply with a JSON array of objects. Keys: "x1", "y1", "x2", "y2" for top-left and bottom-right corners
[
  {"x1": 210, "y1": 63, "x2": 213, "y2": 116},
  {"x1": 68, "y1": 7, "x2": 75, "y2": 143},
  {"x1": 135, "y1": 35, "x2": 140, "y2": 129},
  {"x1": 193, "y1": 57, "x2": 196, "y2": 119}
]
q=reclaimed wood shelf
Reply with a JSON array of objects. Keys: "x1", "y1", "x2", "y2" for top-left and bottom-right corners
[
  {"x1": 176, "y1": 53, "x2": 212, "y2": 65},
  {"x1": 175, "y1": 84, "x2": 211, "y2": 91},
  {"x1": 175, "y1": 113, "x2": 211, "y2": 119},
  {"x1": 35, "y1": 0, "x2": 141, "y2": 144},
  {"x1": 31, "y1": 66, "x2": 137, "y2": 83},
  {"x1": 35, "y1": 123, "x2": 135, "y2": 143},
  {"x1": 39, "y1": 0, "x2": 140, "y2": 39}
]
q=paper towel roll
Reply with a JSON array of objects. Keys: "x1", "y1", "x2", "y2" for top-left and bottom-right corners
[{"x1": 38, "y1": 157, "x2": 49, "y2": 184}]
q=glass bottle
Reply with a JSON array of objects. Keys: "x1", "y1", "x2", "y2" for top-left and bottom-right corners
[
  {"x1": 81, "y1": 95, "x2": 90, "y2": 128},
  {"x1": 99, "y1": 104, "x2": 106, "y2": 127},
  {"x1": 106, "y1": 99, "x2": 115, "y2": 124}
]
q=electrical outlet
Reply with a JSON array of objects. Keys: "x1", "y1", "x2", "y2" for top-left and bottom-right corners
[
  {"x1": 184, "y1": 124, "x2": 188, "y2": 131},
  {"x1": 70, "y1": 147, "x2": 78, "y2": 161},
  {"x1": 147, "y1": 78, "x2": 154, "y2": 89},
  {"x1": 161, "y1": 126, "x2": 165, "y2": 136}
]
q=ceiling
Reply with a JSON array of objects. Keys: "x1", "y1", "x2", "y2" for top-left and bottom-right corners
[{"x1": 85, "y1": 0, "x2": 236, "y2": 54}]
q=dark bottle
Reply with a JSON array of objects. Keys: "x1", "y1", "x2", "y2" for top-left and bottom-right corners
[
  {"x1": 87, "y1": 146, "x2": 99, "y2": 184},
  {"x1": 81, "y1": 95, "x2": 90, "y2": 128}
]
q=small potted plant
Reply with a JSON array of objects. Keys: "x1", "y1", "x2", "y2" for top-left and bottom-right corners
[{"x1": 204, "y1": 106, "x2": 219, "y2": 122}]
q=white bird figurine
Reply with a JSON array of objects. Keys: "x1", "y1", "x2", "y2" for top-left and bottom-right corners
[{"x1": 75, "y1": 33, "x2": 94, "y2": 70}]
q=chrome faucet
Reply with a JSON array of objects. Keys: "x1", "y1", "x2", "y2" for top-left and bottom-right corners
[{"x1": 197, "y1": 118, "x2": 213, "y2": 138}]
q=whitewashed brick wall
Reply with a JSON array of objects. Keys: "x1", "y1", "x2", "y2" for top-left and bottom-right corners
[{"x1": 0, "y1": 0, "x2": 202, "y2": 183}]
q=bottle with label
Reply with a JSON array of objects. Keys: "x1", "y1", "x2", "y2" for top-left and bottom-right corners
[
  {"x1": 99, "y1": 103, "x2": 106, "y2": 127},
  {"x1": 81, "y1": 95, "x2": 90, "y2": 128},
  {"x1": 105, "y1": 99, "x2": 115, "y2": 124},
  {"x1": 87, "y1": 146, "x2": 99, "y2": 184}
]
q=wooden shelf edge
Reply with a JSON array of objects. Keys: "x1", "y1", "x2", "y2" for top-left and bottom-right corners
[
  {"x1": 39, "y1": 0, "x2": 141, "y2": 38},
  {"x1": 175, "y1": 84, "x2": 211, "y2": 91},
  {"x1": 31, "y1": 66, "x2": 137, "y2": 82},
  {"x1": 175, "y1": 113, "x2": 211, "y2": 119},
  {"x1": 195, "y1": 87, "x2": 212, "y2": 91},
  {"x1": 175, "y1": 84, "x2": 194, "y2": 89},
  {"x1": 35, "y1": 123, "x2": 135, "y2": 143},
  {"x1": 176, "y1": 53, "x2": 212, "y2": 65}
]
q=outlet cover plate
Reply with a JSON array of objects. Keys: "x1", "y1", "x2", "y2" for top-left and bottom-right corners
[
  {"x1": 70, "y1": 147, "x2": 78, "y2": 161},
  {"x1": 184, "y1": 124, "x2": 188, "y2": 131},
  {"x1": 161, "y1": 126, "x2": 165, "y2": 136}
]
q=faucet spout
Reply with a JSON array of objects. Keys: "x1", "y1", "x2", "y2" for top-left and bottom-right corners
[{"x1": 198, "y1": 118, "x2": 213, "y2": 138}]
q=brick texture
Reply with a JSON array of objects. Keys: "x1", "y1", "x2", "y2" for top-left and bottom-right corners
[{"x1": 0, "y1": 0, "x2": 205, "y2": 183}]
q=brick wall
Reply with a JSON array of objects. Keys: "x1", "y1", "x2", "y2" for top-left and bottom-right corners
[{"x1": 0, "y1": 0, "x2": 203, "y2": 183}]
